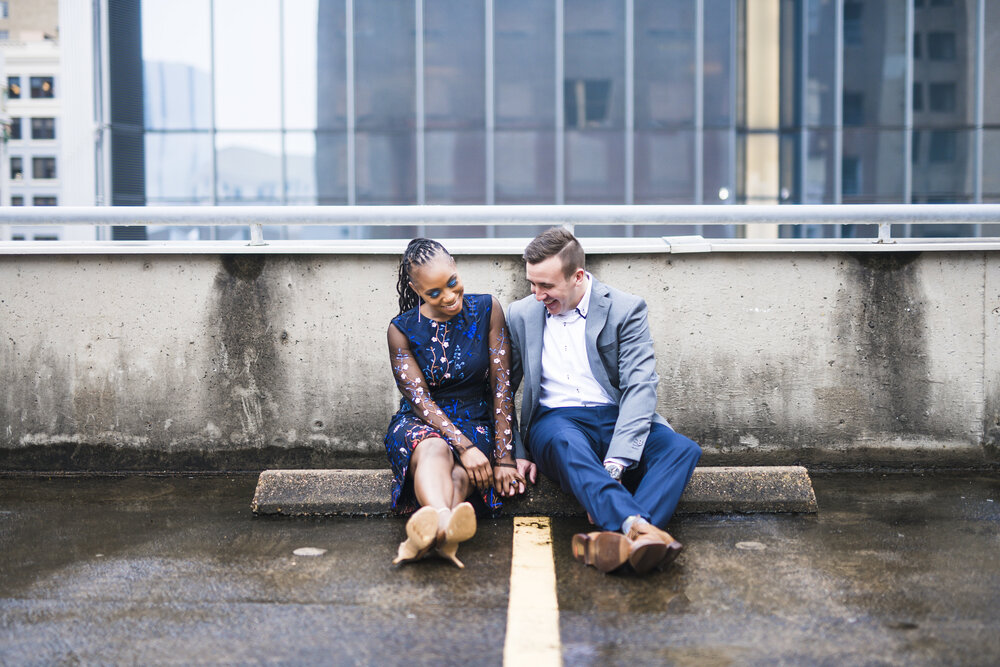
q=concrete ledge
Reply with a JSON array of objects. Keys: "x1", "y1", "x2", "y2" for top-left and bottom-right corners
[{"x1": 251, "y1": 466, "x2": 818, "y2": 516}]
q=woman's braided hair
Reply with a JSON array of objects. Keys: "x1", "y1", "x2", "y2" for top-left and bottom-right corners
[{"x1": 396, "y1": 238, "x2": 453, "y2": 315}]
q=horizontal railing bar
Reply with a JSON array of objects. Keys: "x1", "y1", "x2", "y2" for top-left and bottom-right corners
[{"x1": 0, "y1": 204, "x2": 998, "y2": 227}]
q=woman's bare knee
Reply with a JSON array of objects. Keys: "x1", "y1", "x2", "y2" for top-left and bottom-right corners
[{"x1": 411, "y1": 437, "x2": 451, "y2": 467}]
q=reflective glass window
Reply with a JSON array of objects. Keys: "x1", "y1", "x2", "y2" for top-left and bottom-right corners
[
  {"x1": 927, "y1": 32, "x2": 956, "y2": 60},
  {"x1": 8, "y1": 117, "x2": 20, "y2": 140},
  {"x1": 425, "y1": 0, "x2": 484, "y2": 129},
  {"x1": 213, "y1": 0, "x2": 281, "y2": 130},
  {"x1": 495, "y1": 0, "x2": 555, "y2": 129},
  {"x1": 635, "y1": 0, "x2": 695, "y2": 129},
  {"x1": 635, "y1": 131, "x2": 694, "y2": 202},
  {"x1": 215, "y1": 132, "x2": 283, "y2": 202},
  {"x1": 841, "y1": 129, "x2": 905, "y2": 202},
  {"x1": 803, "y1": 129, "x2": 836, "y2": 203},
  {"x1": 10, "y1": 156, "x2": 22, "y2": 180},
  {"x1": 983, "y1": 1, "x2": 1000, "y2": 124},
  {"x1": 355, "y1": 131, "x2": 416, "y2": 204},
  {"x1": 310, "y1": 0, "x2": 344, "y2": 131},
  {"x1": 804, "y1": 0, "x2": 837, "y2": 127},
  {"x1": 10, "y1": 196, "x2": 23, "y2": 206},
  {"x1": 913, "y1": 130, "x2": 973, "y2": 200},
  {"x1": 355, "y1": 0, "x2": 415, "y2": 130},
  {"x1": 6, "y1": 76, "x2": 19, "y2": 98},
  {"x1": 982, "y1": 130, "x2": 1000, "y2": 200},
  {"x1": 29, "y1": 77, "x2": 54, "y2": 99},
  {"x1": 142, "y1": 0, "x2": 212, "y2": 130},
  {"x1": 425, "y1": 130, "x2": 485, "y2": 203},
  {"x1": 703, "y1": 128, "x2": 736, "y2": 207},
  {"x1": 32, "y1": 196, "x2": 57, "y2": 206},
  {"x1": 31, "y1": 117, "x2": 55, "y2": 140},
  {"x1": 494, "y1": 130, "x2": 555, "y2": 204},
  {"x1": 311, "y1": 131, "x2": 349, "y2": 204},
  {"x1": 145, "y1": 132, "x2": 214, "y2": 202},
  {"x1": 704, "y1": 0, "x2": 735, "y2": 127},
  {"x1": 914, "y1": 1, "x2": 975, "y2": 128},
  {"x1": 842, "y1": 2, "x2": 906, "y2": 127},
  {"x1": 564, "y1": 0, "x2": 625, "y2": 203},
  {"x1": 32, "y1": 157, "x2": 56, "y2": 179}
]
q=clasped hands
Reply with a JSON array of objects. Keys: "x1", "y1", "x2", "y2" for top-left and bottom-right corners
[{"x1": 457, "y1": 444, "x2": 537, "y2": 498}]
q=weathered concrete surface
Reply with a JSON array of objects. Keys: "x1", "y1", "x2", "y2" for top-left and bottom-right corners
[
  {"x1": 1, "y1": 473, "x2": 997, "y2": 665},
  {"x1": 2, "y1": 247, "x2": 999, "y2": 470},
  {"x1": 251, "y1": 466, "x2": 819, "y2": 515}
]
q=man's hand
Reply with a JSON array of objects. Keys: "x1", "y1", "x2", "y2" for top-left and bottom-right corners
[
  {"x1": 493, "y1": 464, "x2": 526, "y2": 497},
  {"x1": 516, "y1": 458, "x2": 537, "y2": 485}
]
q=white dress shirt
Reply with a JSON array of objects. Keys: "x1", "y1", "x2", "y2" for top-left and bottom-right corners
[{"x1": 539, "y1": 274, "x2": 615, "y2": 409}]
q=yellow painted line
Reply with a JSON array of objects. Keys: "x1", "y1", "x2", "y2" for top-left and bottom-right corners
[{"x1": 503, "y1": 516, "x2": 562, "y2": 667}]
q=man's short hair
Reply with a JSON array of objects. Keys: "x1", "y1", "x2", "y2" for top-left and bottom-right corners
[{"x1": 523, "y1": 227, "x2": 585, "y2": 278}]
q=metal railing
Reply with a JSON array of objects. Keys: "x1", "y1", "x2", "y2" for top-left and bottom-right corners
[{"x1": 1, "y1": 204, "x2": 999, "y2": 246}]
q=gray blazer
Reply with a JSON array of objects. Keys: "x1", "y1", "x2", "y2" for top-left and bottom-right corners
[{"x1": 507, "y1": 276, "x2": 670, "y2": 463}]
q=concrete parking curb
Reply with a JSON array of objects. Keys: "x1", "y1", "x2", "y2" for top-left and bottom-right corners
[{"x1": 251, "y1": 466, "x2": 818, "y2": 516}]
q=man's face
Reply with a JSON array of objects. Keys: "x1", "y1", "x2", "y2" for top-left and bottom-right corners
[{"x1": 525, "y1": 255, "x2": 586, "y2": 316}]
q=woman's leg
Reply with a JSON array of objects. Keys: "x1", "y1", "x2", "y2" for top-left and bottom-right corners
[
  {"x1": 409, "y1": 437, "x2": 456, "y2": 509},
  {"x1": 448, "y1": 465, "x2": 471, "y2": 509}
]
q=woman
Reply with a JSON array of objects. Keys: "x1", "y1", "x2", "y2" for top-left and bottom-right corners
[{"x1": 384, "y1": 238, "x2": 526, "y2": 568}]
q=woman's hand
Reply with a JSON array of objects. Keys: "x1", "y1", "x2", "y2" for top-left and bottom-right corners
[
  {"x1": 459, "y1": 445, "x2": 493, "y2": 491},
  {"x1": 493, "y1": 463, "x2": 527, "y2": 497}
]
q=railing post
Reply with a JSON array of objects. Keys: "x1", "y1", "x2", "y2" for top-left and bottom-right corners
[
  {"x1": 877, "y1": 222, "x2": 892, "y2": 244},
  {"x1": 249, "y1": 224, "x2": 266, "y2": 246}
]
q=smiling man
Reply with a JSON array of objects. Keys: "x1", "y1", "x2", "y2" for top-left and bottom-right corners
[{"x1": 507, "y1": 227, "x2": 702, "y2": 574}]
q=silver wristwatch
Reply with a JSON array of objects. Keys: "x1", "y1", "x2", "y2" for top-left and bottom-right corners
[{"x1": 604, "y1": 461, "x2": 624, "y2": 481}]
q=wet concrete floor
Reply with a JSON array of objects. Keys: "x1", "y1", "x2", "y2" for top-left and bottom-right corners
[{"x1": 0, "y1": 472, "x2": 997, "y2": 666}]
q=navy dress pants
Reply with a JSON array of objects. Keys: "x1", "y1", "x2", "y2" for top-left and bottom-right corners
[{"x1": 528, "y1": 405, "x2": 701, "y2": 532}]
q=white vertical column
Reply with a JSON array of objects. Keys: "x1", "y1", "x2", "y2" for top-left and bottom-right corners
[
  {"x1": 833, "y1": 0, "x2": 843, "y2": 238},
  {"x1": 555, "y1": 0, "x2": 564, "y2": 204},
  {"x1": 625, "y1": 0, "x2": 634, "y2": 212},
  {"x1": 486, "y1": 0, "x2": 495, "y2": 211},
  {"x1": 695, "y1": 0, "x2": 704, "y2": 209},
  {"x1": 416, "y1": 0, "x2": 425, "y2": 208},
  {"x1": 346, "y1": 0, "x2": 356, "y2": 207},
  {"x1": 974, "y1": 0, "x2": 984, "y2": 218},
  {"x1": 798, "y1": 0, "x2": 808, "y2": 205},
  {"x1": 904, "y1": 0, "x2": 914, "y2": 210}
]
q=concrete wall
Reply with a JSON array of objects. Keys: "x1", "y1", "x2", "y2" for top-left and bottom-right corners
[{"x1": 2, "y1": 248, "x2": 998, "y2": 471}]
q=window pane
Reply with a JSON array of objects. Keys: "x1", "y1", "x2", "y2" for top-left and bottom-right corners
[
  {"x1": 29, "y1": 77, "x2": 54, "y2": 98},
  {"x1": 311, "y1": 131, "x2": 348, "y2": 203},
  {"x1": 635, "y1": 0, "x2": 695, "y2": 129},
  {"x1": 495, "y1": 130, "x2": 555, "y2": 203},
  {"x1": 984, "y1": 1, "x2": 1000, "y2": 124},
  {"x1": 32, "y1": 157, "x2": 56, "y2": 179},
  {"x1": 565, "y1": 130, "x2": 624, "y2": 203},
  {"x1": 213, "y1": 0, "x2": 281, "y2": 130},
  {"x1": 842, "y1": 2, "x2": 906, "y2": 126},
  {"x1": 841, "y1": 129, "x2": 905, "y2": 202},
  {"x1": 704, "y1": 0, "x2": 735, "y2": 127},
  {"x1": 805, "y1": 0, "x2": 837, "y2": 127},
  {"x1": 803, "y1": 129, "x2": 837, "y2": 203},
  {"x1": 355, "y1": 0, "x2": 415, "y2": 130},
  {"x1": 10, "y1": 156, "x2": 22, "y2": 180},
  {"x1": 145, "y1": 132, "x2": 214, "y2": 202},
  {"x1": 912, "y1": 129, "x2": 973, "y2": 200},
  {"x1": 30, "y1": 117, "x2": 55, "y2": 140},
  {"x1": 9, "y1": 117, "x2": 20, "y2": 140},
  {"x1": 216, "y1": 132, "x2": 283, "y2": 202},
  {"x1": 635, "y1": 131, "x2": 694, "y2": 202},
  {"x1": 142, "y1": 0, "x2": 212, "y2": 130},
  {"x1": 355, "y1": 131, "x2": 416, "y2": 203},
  {"x1": 914, "y1": 0, "x2": 976, "y2": 128},
  {"x1": 311, "y1": 0, "x2": 344, "y2": 130},
  {"x1": 495, "y1": 0, "x2": 555, "y2": 128},
  {"x1": 425, "y1": 0, "x2": 484, "y2": 129},
  {"x1": 982, "y1": 130, "x2": 1000, "y2": 200},
  {"x1": 565, "y1": 0, "x2": 624, "y2": 203},
  {"x1": 7, "y1": 76, "x2": 20, "y2": 98},
  {"x1": 33, "y1": 196, "x2": 57, "y2": 206},
  {"x1": 703, "y1": 128, "x2": 736, "y2": 207},
  {"x1": 425, "y1": 130, "x2": 485, "y2": 203}
]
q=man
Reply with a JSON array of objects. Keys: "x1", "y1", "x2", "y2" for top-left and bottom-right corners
[{"x1": 508, "y1": 227, "x2": 701, "y2": 574}]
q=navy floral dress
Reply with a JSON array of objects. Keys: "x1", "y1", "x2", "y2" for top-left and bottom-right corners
[{"x1": 384, "y1": 293, "x2": 515, "y2": 515}]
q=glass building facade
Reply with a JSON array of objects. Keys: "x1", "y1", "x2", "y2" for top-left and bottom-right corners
[{"x1": 132, "y1": 0, "x2": 1000, "y2": 239}]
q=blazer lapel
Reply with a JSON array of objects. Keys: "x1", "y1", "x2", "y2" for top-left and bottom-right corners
[{"x1": 586, "y1": 278, "x2": 615, "y2": 394}]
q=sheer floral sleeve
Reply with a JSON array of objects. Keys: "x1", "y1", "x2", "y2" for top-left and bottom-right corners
[
  {"x1": 488, "y1": 297, "x2": 516, "y2": 465},
  {"x1": 387, "y1": 323, "x2": 476, "y2": 454}
]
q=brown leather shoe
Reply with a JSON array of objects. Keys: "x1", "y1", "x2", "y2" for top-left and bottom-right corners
[
  {"x1": 626, "y1": 521, "x2": 683, "y2": 569},
  {"x1": 628, "y1": 537, "x2": 668, "y2": 574},
  {"x1": 571, "y1": 531, "x2": 630, "y2": 573}
]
